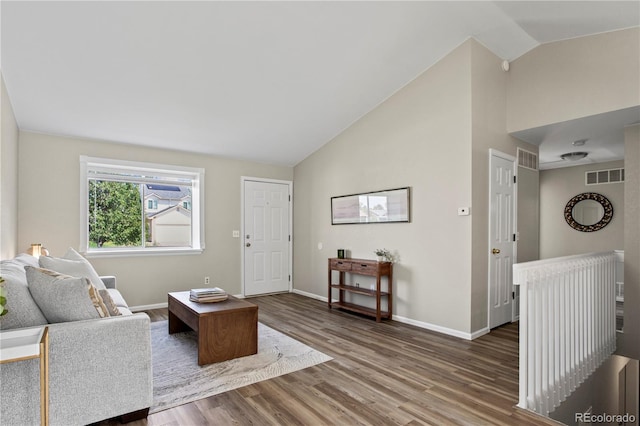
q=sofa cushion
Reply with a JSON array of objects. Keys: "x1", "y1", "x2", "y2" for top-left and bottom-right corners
[
  {"x1": 98, "y1": 289, "x2": 122, "y2": 316},
  {"x1": 106, "y1": 288, "x2": 129, "y2": 309},
  {"x1": 0, "y1": 257, "x2": 48, "y2": 330},
  {"x1": 116, "y1": 306, "x2": 133, "y2": 316},
  {"x1": 26, "y1": 267, "x2": 110, "y2": 323},
  {"x1": 39, "y1": 251, "x2": 106, "y2": 290}
]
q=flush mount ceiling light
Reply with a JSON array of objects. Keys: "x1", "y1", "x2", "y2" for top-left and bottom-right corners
[
  {"x1": 572, "y1": 139, "x2": 588, "y2": 146},
  {"x1": 560, "y1": 151, "x2": 589, "y2": 161}
]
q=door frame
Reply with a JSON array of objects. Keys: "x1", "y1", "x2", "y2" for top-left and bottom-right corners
[
  {"x1": 486, "y1": 149, "x2": 518, "y2": 329},
  {"x1": 240, "y1": 176, "x2": 293, "y2": 297}
]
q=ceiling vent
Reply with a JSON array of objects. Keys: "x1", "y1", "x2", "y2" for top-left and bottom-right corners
[
  {"x1": 517, "y1": 148, "x2": 538, "y2": 171},
  {"x1": 585, "y1": 168, "x2": 625, "y2": 185}
]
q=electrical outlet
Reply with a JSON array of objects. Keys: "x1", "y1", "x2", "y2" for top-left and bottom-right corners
[
  {"x1": 204, "y1": 276, "x2": 210, "y2": 285},
  {"x1": 355, "y1": 282, "x2": 360, "y2": 288},
  {"x1": 232, "y1": 230, "x2": 240, "y2": 238}
]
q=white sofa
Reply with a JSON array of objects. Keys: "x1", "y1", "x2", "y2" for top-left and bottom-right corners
[{"x1": 0, "y1": 253, "x2": 153, "y2": 426}]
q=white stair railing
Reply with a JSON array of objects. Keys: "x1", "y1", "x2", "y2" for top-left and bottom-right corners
[{"x1": 513, "y1": 251, "x2": 621, "y2": 416}]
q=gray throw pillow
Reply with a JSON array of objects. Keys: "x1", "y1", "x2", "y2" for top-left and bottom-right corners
[
  {"x1": 25, "y1": 267, "x2": 110, "y2": 323},
  {"x1": 39, "y1": 252, "x2": 106, "y2": 290},
  {"x1": 0, "y1": 260, "x2": 48, "y2": 329}
]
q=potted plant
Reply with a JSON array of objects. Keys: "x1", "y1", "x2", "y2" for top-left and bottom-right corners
[
  {"x1": 374, "y1": 248, "x2": 393, "y2": 263},
  {"x1": 0, "y1": 276, "x2": 7, "y2": 316}
]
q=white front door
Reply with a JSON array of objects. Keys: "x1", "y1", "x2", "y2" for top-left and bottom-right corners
[
  {"x1": 488, "y1": 151, "x2": 516, "y2": 329},
  {"x1": 243, "y1": 179, "x2": 291, "y2": 296}
]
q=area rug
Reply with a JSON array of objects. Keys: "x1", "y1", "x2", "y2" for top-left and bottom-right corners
[{"x1": 150, "y1": 320, "x2": 332, "y2": 413}]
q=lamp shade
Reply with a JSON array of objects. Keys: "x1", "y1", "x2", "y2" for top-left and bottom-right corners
[{"x1": 26, "y1": 244, "x2": 48, "y2": 258}]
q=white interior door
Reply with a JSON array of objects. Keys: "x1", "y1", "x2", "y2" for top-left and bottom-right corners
[
  {"x1": 489, "y1": 151, "x2": 515, "y2": 329},
  {"x1": 243, "y1": 180, "x2": 291, "y2": 296}
]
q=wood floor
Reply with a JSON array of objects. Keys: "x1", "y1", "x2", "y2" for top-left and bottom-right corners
[{"x1": 102, "y1": 293, "x2": 557, "y2": 426}]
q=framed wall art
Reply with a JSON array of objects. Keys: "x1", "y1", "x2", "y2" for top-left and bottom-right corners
[{"x1": 331, "y1": 187, "x2": 410, "y2": 225}]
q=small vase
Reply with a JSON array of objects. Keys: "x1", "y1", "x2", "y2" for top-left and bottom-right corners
[{"x1": 377, "y1": 255, "x2": 384, "y2": 262}]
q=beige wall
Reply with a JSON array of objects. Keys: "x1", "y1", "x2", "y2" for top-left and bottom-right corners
[
  {"x1": 294, "y1": 40, "x2": 474, "y2": 334},
  {"x1": 507, "y1": 28, "x2": 640, "y2": 132},
  {"x1": 294, "y1": 39, "x2": 538, "y2": 336},
  {"x1": 469, "y1": 41, "x2": 539, "y2": 331},
  {"x1": 517, "y1": 166, "x2": 540, "y2": 263},
  {"x1": 539, "y1": 161, "x2": 624, "y2": 259},
  {"x1": 621, "y1": 125, "x2": 639, "y2": 358},
  {"x1": 1, "y1": 74, "x2": 19, "y2": 259},
  {"x1": 18, "y1": 131, "x2": 293, "y2": 307}
]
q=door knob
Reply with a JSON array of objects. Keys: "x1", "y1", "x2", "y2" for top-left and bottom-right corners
[
  {"x1": 246, "y1": 242, "x2": 251, "y2": 247},
  {"x1": 492, "y1": 248, "x2": 500, "y2": 254}
]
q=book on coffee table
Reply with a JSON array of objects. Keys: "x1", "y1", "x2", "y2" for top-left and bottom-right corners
[{"x1": 190, "y1": 287, "x2": 228, "y2": 303}]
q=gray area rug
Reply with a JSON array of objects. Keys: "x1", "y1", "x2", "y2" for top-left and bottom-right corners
[{"x1": 150, "y1": 320, "x2": 332, "y2": 413}]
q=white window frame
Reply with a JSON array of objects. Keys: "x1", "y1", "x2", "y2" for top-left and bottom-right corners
[{"x1": 80, "y1": 156, "x2": 205, "y2": 257}]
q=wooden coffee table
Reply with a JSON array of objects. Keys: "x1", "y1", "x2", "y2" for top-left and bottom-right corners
[{"x1": 168, "y1": 292, "x2": 258, "y2": 365}]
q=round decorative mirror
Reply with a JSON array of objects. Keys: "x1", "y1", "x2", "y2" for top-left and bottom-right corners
[{"x1": 564, "y1": 192, "x2": 613, "y2": 232}]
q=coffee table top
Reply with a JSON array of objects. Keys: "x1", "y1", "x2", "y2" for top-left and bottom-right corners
[{"x1": 168, "y1": 291, "x2": 258, "y2": 316}]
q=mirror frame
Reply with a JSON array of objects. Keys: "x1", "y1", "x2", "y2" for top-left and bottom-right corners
[{"x1": 564, "y1": 192, "x2": 613, "y2": 232}]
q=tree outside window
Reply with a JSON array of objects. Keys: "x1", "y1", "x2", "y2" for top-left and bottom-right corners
[
  {"x1": 89, "y1": 181, "x2": 142, "y2": 248},
  {"x1": 80, "y1": 156, "x2": 205, "y2": 255}
]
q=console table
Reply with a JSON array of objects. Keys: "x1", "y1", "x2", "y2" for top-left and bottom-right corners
[{"x1": 327, "y1": 258, "x2": 393, "y2": 322}]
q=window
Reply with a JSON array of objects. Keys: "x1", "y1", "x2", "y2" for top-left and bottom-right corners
[{"x1": 80, "y1": 156, "x2": 205, "y2": 256}]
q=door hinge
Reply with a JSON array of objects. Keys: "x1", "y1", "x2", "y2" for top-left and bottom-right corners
[
  {"x1": 513, "y1": 233, "x2": 516, "y2": 242},
  {"x1": 289, "y1": 195, "x2": 291, "y2": 202},
  {"x1": 512, "y1": 291, "x2": 515, "y2": 300},
  {"x1": 288, "y1": 235, "x2": 291, "y2": 242},
  {"x1": 289, "y1": 275, "x2": 291, "y2": 282},
  {"x1": 513, "y1": 175, "x2": 517, "y2": 183}
]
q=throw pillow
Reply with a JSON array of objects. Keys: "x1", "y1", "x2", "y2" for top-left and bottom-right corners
[
  {"x1": 25, "y1": 266, "x2": 110, "y2": 323},
  {"x1": 98, "y1": 289, "x2": 122, "y2": 316},
  {"x1": 0, "y1": 260, "x2": 49, "y2": 329},
  {"x1": 39, "y1": 253, "x2": 106, "y2": 290}
]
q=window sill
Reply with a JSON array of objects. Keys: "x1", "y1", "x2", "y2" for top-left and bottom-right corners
[{"x1": 83, "y1": 247, "x2": 204, "y2": 258}]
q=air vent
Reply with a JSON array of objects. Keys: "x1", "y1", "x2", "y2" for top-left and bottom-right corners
[
  {"x1": 517, "y1": 148, "x2": 538, "y2": 171},
  {"x1": 585, "y1": 168, "x2": 625, "y2": 185}
]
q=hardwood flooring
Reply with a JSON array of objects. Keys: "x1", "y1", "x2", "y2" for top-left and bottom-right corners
[{"x1": 100, "y1": 293, "x2": 556, "y2": 425}]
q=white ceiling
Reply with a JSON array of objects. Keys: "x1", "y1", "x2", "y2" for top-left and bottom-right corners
[
  {"x1": 512, "y1": 106, "x2": 640, "y2": 170},
  {"x1": 1, "y1": 1, "x2": 638, "y2": 167}
]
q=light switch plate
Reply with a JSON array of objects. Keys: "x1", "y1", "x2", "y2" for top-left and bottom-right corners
[{"x1": 232, "y1": 230, "x2": 240, "y2": 238}]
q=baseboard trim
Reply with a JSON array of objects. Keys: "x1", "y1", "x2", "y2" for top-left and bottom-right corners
[
  {"x1": 292, "y1": 288, "x2": 330, "y2": 302},
  {"x1": 293, "y1": 289, "x2": 484, "y2": 341},
  {"x1": 470, "y1": 327, "x2": 490, "y2": 340},
  {"x1": 130, "y1": 302, "x2": 167, "y2": 312},
  {"x1": 392, "y1": 315, "x2": 484, "y2": 341}
]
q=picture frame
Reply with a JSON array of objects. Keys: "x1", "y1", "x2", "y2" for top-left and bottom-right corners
[{"x1": 331, "y1": 187, "x2": 410, "y2": 225}]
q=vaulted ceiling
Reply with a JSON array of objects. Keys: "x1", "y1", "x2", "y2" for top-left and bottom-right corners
[{"x1": 2, "y1": 1, "x2": 638, "y2": 166}]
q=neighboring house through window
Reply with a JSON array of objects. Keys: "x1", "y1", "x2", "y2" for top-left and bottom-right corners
[{"x1": 79, "y1": 156, "x2": 205, "y2": 256}]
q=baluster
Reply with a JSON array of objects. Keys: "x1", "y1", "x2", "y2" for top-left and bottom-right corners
[{"x1": 513, "y1": 251, "x2": 618, "y2": 415}]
